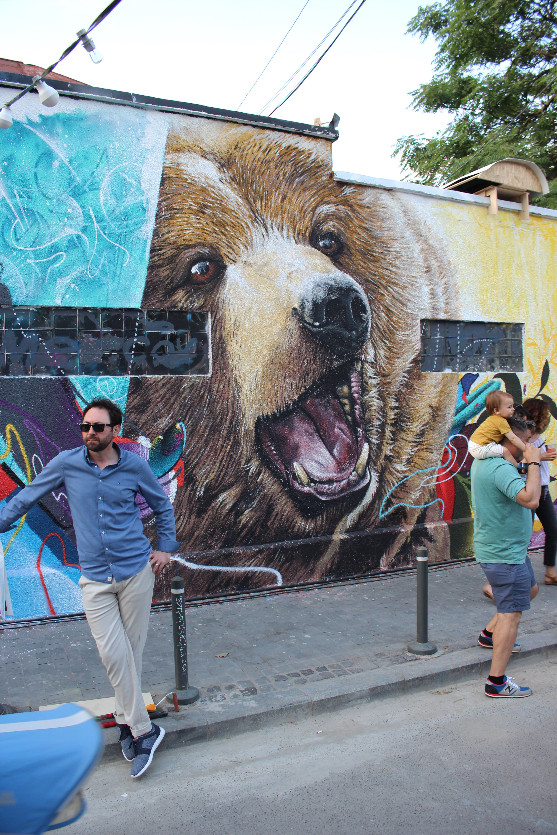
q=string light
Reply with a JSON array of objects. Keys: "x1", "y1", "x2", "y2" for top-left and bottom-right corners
[
  {"x1": 33, "y1": 77, "x2": 60, "y2": 108},
  {"x1": 0, "y1": 0, "x2": 121, "y2": 129},
  {"x1": 0, "y1": 107, "x2": 13, "y2": 129},
  {"x1": 77, "y1": 29, "x2": 103, "y2": 64}
]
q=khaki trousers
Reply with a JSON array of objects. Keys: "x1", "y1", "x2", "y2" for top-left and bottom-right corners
[{"x1": 79, "y1": 561, "x2": 155, "y2": 737}]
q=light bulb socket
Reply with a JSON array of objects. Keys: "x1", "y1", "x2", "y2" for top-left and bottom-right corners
[
  {"x1": 0, "y1": 106, "x2": 13, "y2": 129},
  {"x1": 33, "y1": 76, "x2": 60, "y2": 108},
  {"x1": 77, "y1": 28, "x2": 102, "y2": 63}
]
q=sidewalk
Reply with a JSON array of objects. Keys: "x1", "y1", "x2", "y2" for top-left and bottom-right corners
[{"x1": 2, "y1": 552, "x2": 557, "y2": 759}]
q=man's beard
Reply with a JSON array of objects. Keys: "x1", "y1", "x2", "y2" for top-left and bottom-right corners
[{"x1": 85, "y1": 436, "x2": 113, "y2": 452}]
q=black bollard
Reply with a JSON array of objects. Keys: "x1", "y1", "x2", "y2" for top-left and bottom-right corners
[
  {"x1": 407, "y1": 546, "x2": 438, "y2": 656},
  {"x1": 166, "y1": 575, "x2": 200, "y2": 705}
]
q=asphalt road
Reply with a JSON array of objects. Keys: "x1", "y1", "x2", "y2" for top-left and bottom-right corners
[{"x1": 68, "y1": 654, "x2": 557, "y2": 835}]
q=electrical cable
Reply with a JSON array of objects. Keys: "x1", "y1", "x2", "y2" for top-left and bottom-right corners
[
  {"x1": 260, "y1": 0, "x2": 360, "y2": 116},
  {"x1": 3, "y1": 0, "x2": 123, "y2": 109},
  {"x1": 236, "y1": 0, "x2": 311, "y2": 111},
  {"x1": 264, "y1": 0, "x2": 368, "y2": 117}
]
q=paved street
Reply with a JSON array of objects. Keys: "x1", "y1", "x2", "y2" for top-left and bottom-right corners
[{"x1": 68, "y1": 654, "x2": 557, "y2": 835}]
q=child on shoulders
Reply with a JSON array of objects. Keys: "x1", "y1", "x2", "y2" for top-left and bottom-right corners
[{"x1": 468, "y1": 390, "x2": 526, "y2": 466}]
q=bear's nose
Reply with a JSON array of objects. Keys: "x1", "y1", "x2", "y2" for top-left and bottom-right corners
[{"x1": 295, "y1": 276, "x2": 371, "y2": 356}]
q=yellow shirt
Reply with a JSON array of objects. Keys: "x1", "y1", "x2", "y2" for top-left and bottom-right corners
[{"x1": 470, "y1": 415, "x2": 511, "y2": 445}]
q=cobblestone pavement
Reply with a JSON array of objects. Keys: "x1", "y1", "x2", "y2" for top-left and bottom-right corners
[{"x1": 3, "y1": 552, "x2": 557, "y2": 715}]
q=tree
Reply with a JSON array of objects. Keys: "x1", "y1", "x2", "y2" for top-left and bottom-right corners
[{"x1": 394, "y1": 0, "x2": 557, "y2": 208}]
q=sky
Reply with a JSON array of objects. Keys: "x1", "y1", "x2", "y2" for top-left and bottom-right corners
[{"x1": 1, "y1": 0, "x2": 451, "y2": 181}]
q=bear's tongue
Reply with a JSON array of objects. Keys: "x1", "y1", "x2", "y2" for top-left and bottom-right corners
[{"x1": 260, "y1": 392, "x2": 357, "y2": 480}]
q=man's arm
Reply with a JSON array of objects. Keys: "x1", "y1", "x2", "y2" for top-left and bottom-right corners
[
  {"x1": 136, "y1": 461, "x2": 180, "y2": 554},
  {"x1": 515, "y1": 443, "x2": 542, "y2": 509},
  {"x1": 0, "y1": 456, "x2": 65, "y2": 532}
]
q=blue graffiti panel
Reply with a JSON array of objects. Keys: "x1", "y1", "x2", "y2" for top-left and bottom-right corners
[{"x1": 0, "y1": 110, "x2": 161, "y2": 307}]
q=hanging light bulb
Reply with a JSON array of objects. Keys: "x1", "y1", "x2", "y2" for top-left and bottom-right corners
[
  {"x1": 77, "y1": 29, "x2": 102, "y2": 63},
  {"x1": 0, "y1": 106, "x2": 13, "y2": 129},
  {"x1": 33, "y1": 76, "x2": 59, "y2": 108}
]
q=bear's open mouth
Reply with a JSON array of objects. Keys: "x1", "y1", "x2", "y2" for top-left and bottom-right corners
[{"x1": 256, "y1": 361, "x2": 370, "y2": 502}]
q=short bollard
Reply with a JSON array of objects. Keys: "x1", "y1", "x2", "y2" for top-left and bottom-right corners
[
  {"x1": 407, "y1": 546, "x2": 438, "y2": 656},
  {"x1": 166, "y1": 576, "x2": 200, "y2": 705}
]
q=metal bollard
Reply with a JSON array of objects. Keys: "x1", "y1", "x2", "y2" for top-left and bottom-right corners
[
  {"x1": 166, "y1": 576, "x2": 200, "y2": 705},
  {"x1": 407, "y1": 546, "x2": 438, "y2": 656}
]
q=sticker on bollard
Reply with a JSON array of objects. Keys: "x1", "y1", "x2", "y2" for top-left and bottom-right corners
[{"x1": 167, "y1": 576, "x2": 200, "y2": 705}]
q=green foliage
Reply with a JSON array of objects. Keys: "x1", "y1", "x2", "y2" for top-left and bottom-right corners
[{"x1": 395, "y1": 0, "x2": 557, "y2": 206}]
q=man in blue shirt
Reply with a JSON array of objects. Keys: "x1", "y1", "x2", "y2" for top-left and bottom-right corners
[
  {"x1": 0, "y1": 398, "x2": 180, "y2": 777},
  {"x1": 471, "y1": 415, "x2": 541, "y2": 698}
]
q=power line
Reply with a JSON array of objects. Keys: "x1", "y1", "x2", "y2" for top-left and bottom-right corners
[
  {"x1": 236, "y1": 0, "x2": 312, "y2": 112},
  {"x1": 260, "y1": 0, "x2": 360, "y2": 115},
  {"x1": 262, "y1": 0, "x2": 368, "y2": 117},
  {"x1": 3, "y1": 0, "x2": 123, "y2": 110}
]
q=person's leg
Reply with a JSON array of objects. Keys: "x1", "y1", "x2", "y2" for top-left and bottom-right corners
[
  {"x1": 489, "y1": 611, "x2": 522, "y2": 676},
  {"x1": 483, "y1": 583, "x2": 494, "y2": 601},
  {"x1": 525, "y1": 555, "x2": 539, "y2": 600},
  {"x1": 468, "y1": 440, "x2": 504, "y2": 460},
  {"x1": 535, "y1": 489, "x2": 557, "y2": 580},
  {"x1": 115, "y1": 561, "x2": 155, "y2": 737},
  {"x1": 80, "y1": 571, "x2": 152, "y2": 738}
]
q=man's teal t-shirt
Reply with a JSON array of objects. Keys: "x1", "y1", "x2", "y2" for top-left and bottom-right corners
[{"x1": 470, "y1": 457, "x2": 532, "y2": 564}]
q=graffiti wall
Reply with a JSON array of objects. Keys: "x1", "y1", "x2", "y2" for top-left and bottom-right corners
[{"x1": 0, "y1": 84, "x2": 555, "y2": 620}]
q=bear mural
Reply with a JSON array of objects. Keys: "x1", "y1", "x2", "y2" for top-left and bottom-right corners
[
  {"x1": 125, "y1": 126, "x2": 459, "y2": 600},
  {"x1": 3, "y1": 100, "x2": 554, "y2": 621}
]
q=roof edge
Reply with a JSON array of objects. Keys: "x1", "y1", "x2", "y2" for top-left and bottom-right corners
[
  {"x1": 334, "y1": 171, "x2": 557, "y2": 219},
  {"x1": 0, "y1": 71, "x2": 339, "y2": 141}
]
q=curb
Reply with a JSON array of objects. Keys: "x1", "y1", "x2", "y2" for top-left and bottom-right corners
[{"x1": 100, "y1": 626, "x2": 557, "y2": 761}]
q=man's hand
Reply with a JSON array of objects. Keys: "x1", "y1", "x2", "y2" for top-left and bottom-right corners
[
  {"x1": 515, "y1": 443, "x2": 542, "y2": 509},
  {"x1": 149, "y1": 550, "x2": 171, "y2": 575},
  {"x1": 523, "y1": 443, "x2": 542, "y2": 464},
  {"x1": 542, "y1": 447, "x2": 556, "y2": 461}
]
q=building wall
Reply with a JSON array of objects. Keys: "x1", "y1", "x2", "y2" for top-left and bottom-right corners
[{"x1": 0, "y1": 90, "x2": 555, "y2": 620}]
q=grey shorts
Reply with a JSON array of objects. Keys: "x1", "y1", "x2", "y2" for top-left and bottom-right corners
[{"x1": 479, "y1": 556, "x2": 537, "y2": 614}]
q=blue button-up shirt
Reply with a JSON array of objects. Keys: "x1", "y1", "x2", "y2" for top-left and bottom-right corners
[{"x1": 0, "y1": 445, "x2": 180, "y2": 583}]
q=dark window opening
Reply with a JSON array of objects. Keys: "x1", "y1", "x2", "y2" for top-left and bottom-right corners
[
  {"x1": 421, "y1": 320, "x2": 523, "y2": 373},
  {"x1": 0, "y1": 308, "x2": 210, "y2": 377}
]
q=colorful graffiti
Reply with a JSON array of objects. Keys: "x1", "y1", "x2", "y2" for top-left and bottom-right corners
[
  {"x1": 0, "y1": 377, "x2": 186, "y2": 619},
  {"x1": 0, "y1": 97, "x2": 555, "y2": 620}
]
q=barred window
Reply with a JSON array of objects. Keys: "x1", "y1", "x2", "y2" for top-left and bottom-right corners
[
  {"x1": 0, "y1": 308, "x2": 210, "y2": 377},
  {"x1": 421, "y1": 320, "x2": 523, "y2": 373}
]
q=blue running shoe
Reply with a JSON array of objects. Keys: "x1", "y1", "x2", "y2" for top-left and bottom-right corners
[
  {"x1": 117, "y1": 723, "x2": 135, "y2": 762},
  {"x1": 478, "y1": 630, "x2": 520, "y2": 652},
  {"x1": 485, "y1": 676, "x2": 532, "y2": 698},
  {"x1": 131, "y1": 723, "x2": 165, "y2": 778}
]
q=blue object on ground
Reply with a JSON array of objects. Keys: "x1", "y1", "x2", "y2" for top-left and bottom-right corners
[{"x1": 0, "y1": 702, "x2": 102, "y2": 834}]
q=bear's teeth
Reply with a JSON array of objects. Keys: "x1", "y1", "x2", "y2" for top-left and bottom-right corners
[
  {"x1": 341, "y1": 400, "x2": 353, "y2": 424},
  {"x1": 336, "y1": 384, "x2": 350, "y2": 397},
  {"x1": 293, "y1": 461, "x2": 311, "y2": 486},
  {"x1": 354, "y1": 443, "x2": 370, "y2": 478}
]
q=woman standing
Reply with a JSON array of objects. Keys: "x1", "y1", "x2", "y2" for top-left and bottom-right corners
[{"x1": 522, "y1": 398, "x2": 557, "y2": 584}]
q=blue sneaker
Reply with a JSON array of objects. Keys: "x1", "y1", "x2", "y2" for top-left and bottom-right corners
[
  {"x1": 130, "y1": 723, "x2": 165, "y2": 778},
  {"x1": 478, "y1": 630, "x2": 520, "y2": 652},
  {"x1": 116, "y1": 723, "x2": 135, "y2": 762},
  {"x1": 485, "y1": 676, "x2": 532, "y2": 698}
]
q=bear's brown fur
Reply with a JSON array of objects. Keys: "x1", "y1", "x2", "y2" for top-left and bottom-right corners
[{"x1": 126, "y1": 127, "x2": 458, "y2": 597}]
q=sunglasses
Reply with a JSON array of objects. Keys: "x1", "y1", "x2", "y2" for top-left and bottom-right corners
[{"x1": 80, "y1": 422, "x2": 114, "y2": 433}]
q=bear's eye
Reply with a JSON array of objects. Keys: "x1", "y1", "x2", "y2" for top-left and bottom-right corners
[
  {"x1": 312, "y1": 231, "x2": 344, "y2": 259},
  {"x1": 188, "y1": 258, "x2": 224, "y2": 286}
]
